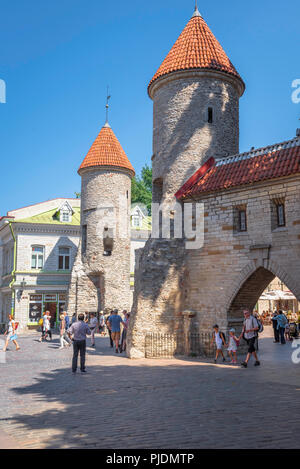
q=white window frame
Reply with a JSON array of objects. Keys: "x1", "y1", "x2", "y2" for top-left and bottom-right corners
[{"x1": 31, "y1": 246, "x2": 45, "y2": 270}]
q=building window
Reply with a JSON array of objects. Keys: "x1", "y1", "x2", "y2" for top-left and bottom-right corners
[
  {"x1": 277, "y1": 203, "x2": 286, "y2": 227},
  {"x1": 82, "y1": 225, "x2": 87, "y2": 255},
  {"x1": 58, "y1": 247, "x2": 70, "y2": 270},
  {"x1": 207, "y1": 107, "x2": 213, "y2": 124},
  {"x1": 132, "y1": 215, "x2": 141, "y2": 227},
  {"x1": 31, "y1": 246, "x2": 44, "y2": 269},
  {"x1": 61, "y1": 211, "x2": 70, "y2": 222},
  {"x1": 239, "y1": 209, "x2": 247, "y2": 232}
]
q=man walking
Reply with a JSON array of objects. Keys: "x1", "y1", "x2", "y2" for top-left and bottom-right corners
[
  {"x1": 271, "y1": 311, "x2": 279, "y2": 343},
  {"x1": 107, "y1": 309, "x2": 125, "y2": 353},
  {"x1": 67, "y1": 313, "x2": 91, "y2": 373},
  {"x1": 106, "y1": 311, "x2": 114, "y2": 348},
  {"x1": 240, "y1": 309, "x2": 260, "y2": 368},
  {"x1": 273, "y1": 310, "x2": 288, "y2": 345}
]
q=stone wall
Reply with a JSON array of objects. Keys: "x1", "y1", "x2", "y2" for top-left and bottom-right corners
[
  {"x1": 67, "y1": 167, "x2": 132, "y2": 314},
  {"x1": 128, "y1": 175, "x2": 300, "y2": 358},
  {"x1": 151, "y1": 71, "x2": 241, "y2": 203}
]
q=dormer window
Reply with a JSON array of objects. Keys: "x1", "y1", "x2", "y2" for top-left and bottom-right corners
[
  {"x1": 132, "y1": 215, "x2": 141, "y2": 227},
  {"x1": 61, "y1": 211, "x2": 70, "y2": 222}
]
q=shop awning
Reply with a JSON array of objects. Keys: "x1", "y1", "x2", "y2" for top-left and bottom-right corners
[{"x1": 259, "y1": 290, "x2": 296, "y2": 301}]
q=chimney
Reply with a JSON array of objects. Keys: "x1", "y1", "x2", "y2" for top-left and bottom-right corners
[{"x1": 297, "y1": 129, "x2": 300, "y2": 137}]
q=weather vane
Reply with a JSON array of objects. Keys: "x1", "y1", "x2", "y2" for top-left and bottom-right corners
[{"x1": 106, "y1": 86, "x2": 111, "y2": 123}]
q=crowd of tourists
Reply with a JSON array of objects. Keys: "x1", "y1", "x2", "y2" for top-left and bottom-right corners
[
  {"x1": 34, "y1": 308, "x2": 130, "y2": 373},
  {"x1": 2, "y1": 305, "x2": 297, "y2": 374}
]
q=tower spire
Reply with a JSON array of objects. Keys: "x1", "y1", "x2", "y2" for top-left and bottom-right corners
[
  {"x1": 104, "y1": 86, "x2": 111, "y2": 127},
  {"x1": 192, "y1": 0, "x2": 201, "y2": 17}
]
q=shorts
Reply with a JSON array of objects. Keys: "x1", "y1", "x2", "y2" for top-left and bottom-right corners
[
  {"x1": 246, "y1": 337, "x2": 256, "y2": 353},
  {"x1": 9, "y1": 334, "x2": 18, "y2": 341},
  {"x1": 228, "y1": 347, "x2": 237, "y2": 352},
  {"x1": 111, "y1": 331, "x2": 120, "y2": 342}
]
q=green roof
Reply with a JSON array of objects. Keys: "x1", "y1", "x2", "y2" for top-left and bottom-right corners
[{"x1": 14, "y1": 207, "x2": 81, "y2": 226}]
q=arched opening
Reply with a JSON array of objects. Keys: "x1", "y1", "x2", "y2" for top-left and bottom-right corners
[{"x1": 228, "y1": 267, "x2": 300, "y2": 337}]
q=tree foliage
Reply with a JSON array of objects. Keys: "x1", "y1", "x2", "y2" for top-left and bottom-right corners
[{"x1": 131, "y1": 164, "x2": 152, "y2": 214}]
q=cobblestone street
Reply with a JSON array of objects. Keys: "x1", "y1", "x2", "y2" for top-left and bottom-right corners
[{"x1": 0, "y1": 327, "x2": 299, "y2": 449}]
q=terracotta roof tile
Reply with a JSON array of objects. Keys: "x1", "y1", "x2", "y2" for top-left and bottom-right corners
[
  {"x1": 176, "y1": 138, "x2": 300, "y2": 199},
  {"x1": 78, "y1": 124, "x2": 135, "y2": 176},
  {"x1": 149, "y1": 13, "x2": 243, "y2": 92}
]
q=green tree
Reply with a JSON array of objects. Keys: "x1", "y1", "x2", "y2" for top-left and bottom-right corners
[{"x1": 131, "y1": 164, "x2": 152, "y2": 214}]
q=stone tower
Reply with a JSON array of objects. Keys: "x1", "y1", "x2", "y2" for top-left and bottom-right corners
[
  {"x1": 149, "y1": 6, "x2": 245, "y2": 204},
  {"x1": 67, "y1": 120, "x2": 135, "y2": 315},
  {"x1": 127, "y1": 7, "x2": 245, "y2": 358}
]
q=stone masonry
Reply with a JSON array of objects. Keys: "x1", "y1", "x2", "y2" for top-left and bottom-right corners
[
  {"x1": 67, "y1": 168, "x2": 133, "y2": 314},
  {"x1": 127, "y1": 9, "x2": 300, "y2": 358}
]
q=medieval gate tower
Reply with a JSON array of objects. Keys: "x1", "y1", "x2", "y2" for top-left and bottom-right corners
[
  {"x1": 150, "y1": 6, "x2": 245, "y2": 205},
  {"x1": 67, "y1": 120, "x2": 135, "y2": 314},
  {"x1": 127, "y1": 6, "x2": 245, "y2": 357}
]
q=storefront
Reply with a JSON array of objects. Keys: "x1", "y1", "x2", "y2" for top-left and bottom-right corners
[{"x1": 28, "y1": 293, "x2": 66, "y2": 327}]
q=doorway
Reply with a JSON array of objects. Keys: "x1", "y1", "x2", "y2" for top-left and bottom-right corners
[{"x1": 44, "y1": 302, "x2": 57, "y2": 328}]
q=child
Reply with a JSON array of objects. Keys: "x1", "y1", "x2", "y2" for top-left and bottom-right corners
[
  {"x1": 227, "y1": 328, "x2": 239, "y2": 364},
  {"x1": 285, "y1": 321, "x2": 291, "y2": 342},
  {"x1": 211, "y1": 324, "x2": 226, "y2": 363}
]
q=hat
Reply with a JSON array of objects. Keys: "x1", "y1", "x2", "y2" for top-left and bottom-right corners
[{"x1": 229, "y1": 328, "x2": 235, "y2": 333}]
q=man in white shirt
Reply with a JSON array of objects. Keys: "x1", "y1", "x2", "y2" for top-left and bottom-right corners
[{"x1": 239, "y1": 310, "x2": 260, "y2": 368}]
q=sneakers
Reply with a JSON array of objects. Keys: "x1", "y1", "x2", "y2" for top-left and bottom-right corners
[
  {"x1": 115, "y1": 348, "x2": 119, "y2": 353},
  {"x1": 222, "y1": 357, "x2": 226, "y2": 362},
  {"x1": 241, "y1": 362, "x2": 248, "y2": 368},
  {"x1": 254, "y1": 361, "x2": 260, "y2": 367}
]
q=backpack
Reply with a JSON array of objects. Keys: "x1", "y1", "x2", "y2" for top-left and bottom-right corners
[
  {"x1": 255, "y1": 317, "x2": 264, "y2": 334},
  {"x1": 219, "y1": 331, "x2": 226, "y2": 343},
  {"x1": 15, "y1": 321, "x2": 19, "y2": 330}
]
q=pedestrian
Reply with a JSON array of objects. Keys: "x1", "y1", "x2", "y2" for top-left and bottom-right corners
[
  {"x1": 2, "y1": 314, "x2": 20, "y2": 352},
  {"x1": 273, "y1": 310, "x2": 288, "y2": 345},
  {"x1": 39, "y1": 311, "x2": 52, "y2": 342},
  {"x1": 59, "y1": 314, "x2": 69, "y2": 349},
  {"x1": 226, "y1": 328, "x2": 239, "y2": 364},
  {"x1": 271, "y1": 311, "x2": 280, "y2": 343},
  {"x1": 211, "y1": 324, "x2": 226, "y2": 363},
  {"x1": 71, "y1": 313, "x2": 77, "y2": 325},
  {"x1": 285, "y1": 321, "x2": 291, "y2": 342},
  {"x1": 99, "y1": 311, "x2": 105, "y2": 336},
  {"x1": 63, "y1": 311, "x2": 72, "y2": 345},
  {"x1": 120, "y1": 311, "x2": 130, "y2": 353},
  {"x1": 67, "y1": 313, "x2": 91, "y2": 373},
  {"x1": 106, "y1": 311, "x2": 114, "y2": 348},
  {"x1": 107, "y1": 309, "x2": 125, "y2": 353},
  {"x1": 240, "y1": 310, "x2": 260, "y2": 368},
  {"x1": 89, "y1": 312, "x2": 98, "y2": 347}
]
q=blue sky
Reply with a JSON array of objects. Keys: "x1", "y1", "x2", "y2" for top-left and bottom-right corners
[{"x1": 0, "y1": 0, "x2": 299, "y2": 215}]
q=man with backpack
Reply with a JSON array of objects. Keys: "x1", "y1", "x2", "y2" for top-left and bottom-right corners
[
  {"x1": 240, "y1": 310, "x2": 260, "y2": 368},
  {"x1": 273, "y1": 310, "x2": 288, "y2": 345}
]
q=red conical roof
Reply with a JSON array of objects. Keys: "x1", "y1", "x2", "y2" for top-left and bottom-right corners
[
  {"x1": 149, "y1": 11, "x2": 244, "y2": 94},
  {"x1": 78, "y1": 123, "x2": 135, "y2": 176}
]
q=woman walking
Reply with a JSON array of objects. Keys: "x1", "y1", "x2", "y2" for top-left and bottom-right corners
[
  {"x1": 59, "y1": 314, "x2": 70, "y2": 349},
  {"x1": 2, "y1": 314, "x2": 20, "y2": 352}
]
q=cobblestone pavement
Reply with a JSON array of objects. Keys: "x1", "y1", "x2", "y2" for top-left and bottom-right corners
[{"x1": 0, "y1": 327, "x2": 299, "y2": 449}]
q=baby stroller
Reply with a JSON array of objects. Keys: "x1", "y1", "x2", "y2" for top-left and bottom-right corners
[{"x1": 289, "y1": 322, "x2": 299, "y2": 339}]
